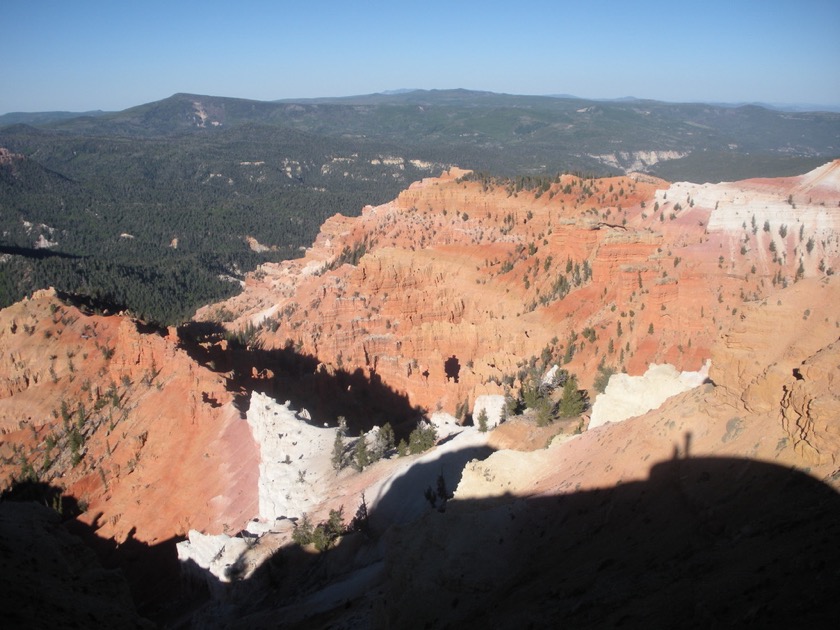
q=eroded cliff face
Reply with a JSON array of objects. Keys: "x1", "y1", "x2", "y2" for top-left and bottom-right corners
[
  {"x1": 0, "y1": 290, "x2": 258, "y2": 545},
  {"x1": 179, "y1": 274, "x2": 840, "y2": 628},
  {"x1": 200, "y1": 162, "x2": 840, "y2": 416},
  {"x1": 709, "y1": 274, "x2": 840, "y2": 466}
]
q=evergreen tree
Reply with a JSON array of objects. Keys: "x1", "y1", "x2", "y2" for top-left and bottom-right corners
[
  {"x1": 408, "y1": 422, "x2": 438, "y2": 454},
  {"x1": 353, "y1": 434, "x2": 371, "y2": 471},
  {"x1": 593, "y1": 365, "x2": 616, "y2": 394},
  {"x1": 350, "y1": 493, "x2": 369, "y2": 534},
  {"x1": 331, "y1": 432, "x2": 345, "y2": 471},
  {"x1": 477, "y1": 408, "x2": 489, "y2": 432},
  {"x1": 331, "y1": 416, "x2": 347, "y2": 471},
  {"x1": 376, "y1": 422, "x2": 395, "y2": 458},
  {"x1": 558, "y1": 374, "x2": 586, "y2": 417},
  {"x1": 397, "y1": 439, "x2": 409, "y2": 457}
]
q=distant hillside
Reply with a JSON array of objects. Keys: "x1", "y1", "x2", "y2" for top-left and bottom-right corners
[
  {"x1": 13, "y1": 90, "x2": 840, "y2": 177},
  {"x1": 1, "y1": 90, "x2": 838, "y2": 323},
  {"x1": 0, "y1": 110, "x2": 109, "y2": 127}
]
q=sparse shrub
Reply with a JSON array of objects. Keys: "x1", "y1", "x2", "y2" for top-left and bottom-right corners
[
  {"x1": 593, "y1": 365, "x2": 616, "y2": 394},
  {"x1": 292, "y1": 508, "x2": 346, "y2": 552}
]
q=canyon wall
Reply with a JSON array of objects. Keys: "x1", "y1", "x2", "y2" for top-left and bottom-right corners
[
  {"x1": 2, "y1": 163, "x2": 839, "y2": 625},
  {"x1": 0, "y1": 290, "x2": 258, "y2": 545},
  {"x1": 200, "y1": 162, "x2": 840, "y2": 418}
]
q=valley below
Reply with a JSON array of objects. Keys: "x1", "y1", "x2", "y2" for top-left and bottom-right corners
[{"x1": 1, "y1": 159, "x2": 840, "y2": 627}]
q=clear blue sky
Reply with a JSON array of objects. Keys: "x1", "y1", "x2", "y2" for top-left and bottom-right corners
[{"x1": 1, "y1": 0, "x2": 839, "y2": 113}]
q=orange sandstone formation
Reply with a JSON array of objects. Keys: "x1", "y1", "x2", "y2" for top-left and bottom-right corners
[
  {"x1": 0, "y1": 290, "x2": 258, "y2": 545},
  {"x1": 200, "y1": 163, "x2": 840, "y2": 416}
]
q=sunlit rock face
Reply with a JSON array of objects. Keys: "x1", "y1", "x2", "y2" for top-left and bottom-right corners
[
  {"x1": 245, "y1": 391, "x2": 337, "y2": 521},
  {"x1": 0, "y1": 290, "x2": 259, "y2": 546},
  {"x1": 200, "y1": 162, "x2": 840, "y2": 417},
  {"x1": 473, "y1": 394, "x2": 506, "y2": 429},
  {"x1": 3, "y1": 162, "x2": 840, "y2": 628}
]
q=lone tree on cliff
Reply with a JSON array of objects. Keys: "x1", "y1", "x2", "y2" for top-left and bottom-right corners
[
  {"x1": 331, "y1": 416, "x2": 347, "y2": 471},
  {"x1": 353, "y1": 434, "x2": 371, "y2": 471},
  {"x1": 477, "y1": 408, "x2": 489, "y2": 432}
]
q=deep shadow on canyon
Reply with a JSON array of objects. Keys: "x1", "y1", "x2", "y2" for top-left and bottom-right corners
[
  {"x1": 3, "y1": 452, "x2": 840, "y2": 628},
  {"x1": 177, "y1": 321, "x2": 428, "y2": 438}
]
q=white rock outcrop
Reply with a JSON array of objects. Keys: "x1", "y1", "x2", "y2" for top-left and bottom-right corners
[
  {"x1": 472, "y1": 394, "x2": 505, "y2": 429},
  {"x1": 428, "y1": 411, "x2": 459, "y2": 429},
  {"x1": 176, "y1": 392, "x2": 338, "y2": 584},
  {"x1": 589, "y1": 361, "x2": 710, "y2": 430},
  {"x1": 246, "y1": 391, "x2": 338, "y2": 522}
]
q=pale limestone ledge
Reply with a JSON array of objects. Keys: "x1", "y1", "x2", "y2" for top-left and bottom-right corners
[
  {"x1": 245, "y1": 392, "x2": 339, "y2": 522},
  {"x1": 589, "y1": 361, "x2": 711, "y2": 430}
]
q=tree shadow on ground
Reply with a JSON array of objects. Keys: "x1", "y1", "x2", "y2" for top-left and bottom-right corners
[
  {"x1": 177, "y1": 321, "x2": 426, "y2": 437},
  {"x1": 0, "y1": 244, "x2": 82, "y2": 260}
]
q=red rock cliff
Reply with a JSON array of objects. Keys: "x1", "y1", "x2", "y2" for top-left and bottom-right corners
[{"x1": 200, "y1": 163, "x2": 840, "y2": 415}]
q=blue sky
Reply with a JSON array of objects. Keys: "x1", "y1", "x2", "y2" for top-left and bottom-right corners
[{"x1": 1, "y1": 0, "x2": 839, "y2": 113}]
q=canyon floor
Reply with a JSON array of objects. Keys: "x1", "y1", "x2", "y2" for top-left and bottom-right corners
[{"x1": 1, "y1": 163, "x2": 839, "y2": 627}]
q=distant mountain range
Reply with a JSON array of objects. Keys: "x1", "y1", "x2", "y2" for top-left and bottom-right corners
[
  {"x1": 5, "y1": 89, "x2": 840, "y2": 125},
  {"x1": 3, "y1": 89, "x2": 838, "y2": 178},
  {"x1": 0, "y1": 109, "x2": 110, "y2": 126}
]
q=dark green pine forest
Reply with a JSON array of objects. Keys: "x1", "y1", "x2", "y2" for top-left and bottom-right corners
[{"x1": 0, "y1": 121, "x2": 429, "y2": 323}]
